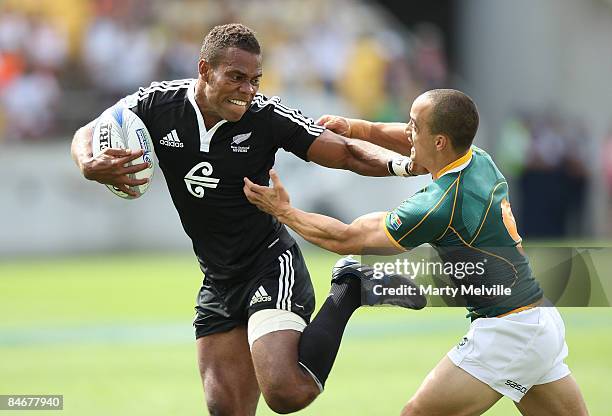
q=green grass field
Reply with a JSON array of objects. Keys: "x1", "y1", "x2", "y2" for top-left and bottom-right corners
[{"x1": 1, "y1": 250, "x2": 611, "y2": 415}]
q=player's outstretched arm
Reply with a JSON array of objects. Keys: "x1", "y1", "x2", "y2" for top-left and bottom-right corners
[
  {"x1": 317, "y1": 115, "x2": 412, "y2": 155},
  {"x1": 306, "y1": 129, "x2": 415, "y2": 177},
  {"x1": 71, "y1": 120, "x2": 149, "y2": 197},
  {"x1": 244, "y1": 169, "x2": 405, "y2": 255}
]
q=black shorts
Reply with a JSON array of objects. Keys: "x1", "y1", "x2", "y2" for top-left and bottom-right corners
[{"x1": 194, "y1": 243, "x2": 316, "y2": 339}]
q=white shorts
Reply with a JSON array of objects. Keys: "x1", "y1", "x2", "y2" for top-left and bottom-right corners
[{"x1": 447, "y1": 306, "x2": 571, "y2": 402}]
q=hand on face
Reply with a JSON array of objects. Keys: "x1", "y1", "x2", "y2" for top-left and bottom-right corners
[{"x1": 243, "y1": 169, "x2": 291, "y2": 218}]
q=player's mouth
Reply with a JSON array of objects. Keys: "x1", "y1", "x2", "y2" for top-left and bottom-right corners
[{"x1": 228, "y1": 98, "x2": 249, "y2": 107}]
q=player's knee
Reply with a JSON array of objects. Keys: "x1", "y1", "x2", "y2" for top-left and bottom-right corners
[
  {"x1": 261, "y1": 383, "x2": 318, "y2": 414},
  {"x1": 204, "y1": 384, "x2": 256, "y2": 416},
  {"x1": 205, "y1": 398, "x2": 236, "y2": 416}
]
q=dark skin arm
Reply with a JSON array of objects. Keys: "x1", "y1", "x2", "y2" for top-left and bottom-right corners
[
  {"x1": 305, "y1": 129, "x2": 402, "y2": 177},
  {"x1": 70, "y1": 120, "x2": 149, "y2": 197}
]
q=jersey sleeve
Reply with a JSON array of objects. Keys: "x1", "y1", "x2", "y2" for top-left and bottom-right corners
[
  {"x1": 383, "y1": 182, "x2": 456, "y2": 249},
  {"x1": 258, "y1": 96, "x2": 324, "y2": 161},
  {"x1": 116, "y1": 87, "x2": 154, "y2": 126}
]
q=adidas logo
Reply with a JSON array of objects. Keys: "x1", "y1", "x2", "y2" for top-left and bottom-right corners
[
  {"x1": 160, "y1": 129, "x2": 184, "y2": 147},
  {"x1": 249, "y1": 285, "x2": 272, "y2": 306}
]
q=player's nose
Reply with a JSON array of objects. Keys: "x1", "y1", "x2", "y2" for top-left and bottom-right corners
[{"x1": 239, "y1": 80, "x2": 256, "y2": 95}]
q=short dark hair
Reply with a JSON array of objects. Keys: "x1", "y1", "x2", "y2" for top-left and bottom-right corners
[
  {"x1": 200, "y1": 23, "x2": 261, "y2": 67},
  {"x1": 424, "y1": 89, "x2": 479, "y2": 152}
]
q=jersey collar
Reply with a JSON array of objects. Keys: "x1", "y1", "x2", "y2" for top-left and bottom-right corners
[
  {"x1": 187, "y1": 79, "x2": 227, "y2": 153},
  {"x1": 435, "y1": 148, "x2": 473, "y2": 179}
]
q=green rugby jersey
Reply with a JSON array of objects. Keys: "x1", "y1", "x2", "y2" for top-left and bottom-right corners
[{"x1": 384, "y1": 147, "x2": 543, "y2": 318}]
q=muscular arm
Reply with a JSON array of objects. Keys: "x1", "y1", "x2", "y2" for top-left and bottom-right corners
[
  {"x1": 317, "y1": 115, "x2": 412, "y2": 155},
  {"x1": 306, "y1": 129, "x2": 409, "y2": 177},
  {"x1": 70, "y1": 120, "x2": 148, "y2": 197},
  {"x1": 244, "y1": 170, "x2": 405, "y2": 255}
]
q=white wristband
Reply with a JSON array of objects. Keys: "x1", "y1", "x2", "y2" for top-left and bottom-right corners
[{"x1": 387, "y1": 157, "x2": 415, "y2": 177}]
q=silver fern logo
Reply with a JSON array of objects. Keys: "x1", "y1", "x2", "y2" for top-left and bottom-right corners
[{"x1": 231, "y1": 132, "x2": 252, "y2": 153}]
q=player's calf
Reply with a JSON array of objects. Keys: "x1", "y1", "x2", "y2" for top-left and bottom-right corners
[{"x1": 250, "y1": 329, "x2": 320, "y2": 413}]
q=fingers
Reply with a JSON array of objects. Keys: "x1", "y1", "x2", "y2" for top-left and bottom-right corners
[
  {"x1": 103, "y1": 147, "x2": 132, "y2": 157},
  {"x1": 316, "y1": 115, "x2": 332, "y2": 126},
  {"x1": 113, "y1": 183, "x2": 138, "y2": 197},
  {"x1": 111, "y1": 153, "x2": 145, "y2": 168},
  {"x1": 124, "y1": 149, "x2": 145, "y2": 163},
  {"x1": 101, "y1": 148, "x2": 145, "y2": 165},
  {"x1": 122, "y1": 176, "x2": 149, "y2": 186},
  {"x1": 121, "y1": 162, "x2": 150, "y2": 175},
  {"x1": 269, "y1": 169, "x2": 284, "y2": 190},
  {"x1": 243, "y1": 179, "x2": 262, "y2": 205},
  {"x1": 243, "y1": 177, "x2": 269, "y2": 194},
  {"x1": 102, "y1": 148, "x2": 144, "y2": 159}
]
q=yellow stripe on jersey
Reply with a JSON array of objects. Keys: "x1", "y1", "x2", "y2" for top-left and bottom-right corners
[
  {"x1": 396, "y1": 176, "x2": 460, "y2": 244},
  {"x1": 469, "y1": 181, "x2": 508, "y2": 245},
  {"x1": 435, "y1": 148, "x2": 473, "y2": 179},
  {"x1": 448, "y1": 225, "x2": 519, "y2": 285},
  {"x1": 436, "y1": 172, "x2": 462, "y2": 241}
]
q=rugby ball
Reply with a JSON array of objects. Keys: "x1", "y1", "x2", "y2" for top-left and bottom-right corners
[{"x1": 92, "y1": 106, "x2": 155, "y2": 199}]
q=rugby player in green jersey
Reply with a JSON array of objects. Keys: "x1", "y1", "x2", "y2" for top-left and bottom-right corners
[{"x1": 244, "y1": 89, "x2": 588, "y2": 415}]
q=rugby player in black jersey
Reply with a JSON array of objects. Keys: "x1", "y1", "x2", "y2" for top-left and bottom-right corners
[{"x1": 71, "y1": 24, "x2": 423, "y2": 415}]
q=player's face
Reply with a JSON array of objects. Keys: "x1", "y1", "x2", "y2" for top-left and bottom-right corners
[
  {"x1": 201, "y1": 47, "x2": 262, "y2": 122},
  {"x1": 408, "y1": 95, "x2": 436, "y2": 171}
]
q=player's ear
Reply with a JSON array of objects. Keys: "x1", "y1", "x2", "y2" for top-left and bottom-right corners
[
  {"x1": 434, "y1": 135, "x2": 448, "y2": 151},
  {"x1": 198, "y1": 59, "x2": 211, "y2": 82}
]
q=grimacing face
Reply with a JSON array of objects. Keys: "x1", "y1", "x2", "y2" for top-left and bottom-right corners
[
  {"x1": 408, "y1": 94, "x2": 436, "y2": 171},
  {"x1": 200, "y1": 47, "x2": 262, "y2": 122}
]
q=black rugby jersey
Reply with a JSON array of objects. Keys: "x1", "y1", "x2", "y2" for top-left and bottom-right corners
[{"x1": 116, "y1": 78, "x2": 324, "y2": 280}]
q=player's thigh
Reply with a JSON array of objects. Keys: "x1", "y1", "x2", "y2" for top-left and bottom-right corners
[
  {"x1": 402, "y1": 356, "x2": 502, "y2": 416},
  {"x1": 515, "y1": 375, "x2": 589, "y2": 416},
  {"x1": 249, "y1": 322, "x2": 319, "y2": 409},
  {"x1": 247, "y1": 245, "x2": 318, "y2": 397},
  {"x1": 196, "y1": 326, "x2": 260, "y2": 415}
]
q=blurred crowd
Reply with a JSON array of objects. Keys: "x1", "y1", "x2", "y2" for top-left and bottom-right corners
[
  {"x1": 0, "y1": 0, "x2": 448, "y2": 143},
  {"x1": 2, "y1": 0, "x2": 609, "y2": 239},
  {"x1": 496, "y1": 111, "x2": 601, "y2": 238}
]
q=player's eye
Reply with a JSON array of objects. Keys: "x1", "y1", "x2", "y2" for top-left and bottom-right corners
[{"x1": 251, "y1": 78, "x2": 261, "y2": 87}]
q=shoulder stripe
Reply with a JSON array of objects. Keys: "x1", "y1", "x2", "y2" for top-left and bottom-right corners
[
  {"x1": 143, "y1": 79, "x2": 193, "y2": 90},
  {"x1": 272, "y1": 108, "x2": 324, "y2": 136},
  {"x1": 252, "y1": 94, "x2": 324, "y2": 136},
  {"x1": 138, "y1": 84, "x2": 191, "y2": 100},
  {"x1": 469, "y1": 181, "x2": 508, "y2": 245},
  {"x1": 134, "y1": 79, "x2": 193, "y2": 101},
  {"x1": 397, "y1": 177, "x2": 459, "y2": 244},
  {"x1": 252, "y1": 94, "x2": 281, "y2": 107}
]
